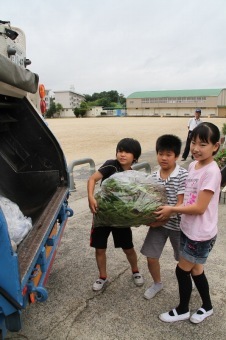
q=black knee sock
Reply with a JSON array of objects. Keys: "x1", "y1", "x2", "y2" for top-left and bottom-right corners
[
  {"x1": 192, "y1": 271, "x2": 212, "y2": 312},
  {"x1": 169, "y1": 265, "x2": 192, "y2": 315}
]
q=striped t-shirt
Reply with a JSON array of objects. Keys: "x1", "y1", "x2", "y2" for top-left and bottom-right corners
[{"x1": 150, "y1": 164, "x2": 188, "y2": 231}]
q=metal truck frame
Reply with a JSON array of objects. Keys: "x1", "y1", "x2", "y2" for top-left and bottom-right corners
[{"x1": 0, "y1": 20, "x2": 73, "y2": 339}]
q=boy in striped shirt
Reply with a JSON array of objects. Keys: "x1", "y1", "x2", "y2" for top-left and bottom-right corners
[{"x1": 141, "y1": 134, "x2": 188, "y2": 299}]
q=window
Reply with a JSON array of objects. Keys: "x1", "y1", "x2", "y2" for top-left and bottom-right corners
[{"x1": 136, "y1": 95, "x2": 207, "y2": 104}]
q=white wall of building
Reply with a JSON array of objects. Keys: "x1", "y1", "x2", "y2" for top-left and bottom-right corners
[
  {"x1": 54, "y1": 90, "x2": 85, "y2": 118},
  {"x1": 86, "y1": 106, "x2": 105, "y2": 117}
]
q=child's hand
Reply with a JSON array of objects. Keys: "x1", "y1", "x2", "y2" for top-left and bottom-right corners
[
  {"x1": 88, "y1": 197, "x2": 98, "y2": 214},
  {"x1": 155, "y1": 206, "x2": 173, "y2": 220}
]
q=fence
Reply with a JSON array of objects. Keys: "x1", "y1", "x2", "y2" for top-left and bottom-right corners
[{"x1": 67, "y1": 159, "x2": 151, "y2": 192}]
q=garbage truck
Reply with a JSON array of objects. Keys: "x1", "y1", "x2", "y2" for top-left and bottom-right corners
[{"x1": 0, "y1": 20, "x2": 73, "y2": 338}]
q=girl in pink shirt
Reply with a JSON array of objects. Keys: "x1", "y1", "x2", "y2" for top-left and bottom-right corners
[{"x1": 156, "y1": 122, "x2": 221, "y2": 324}]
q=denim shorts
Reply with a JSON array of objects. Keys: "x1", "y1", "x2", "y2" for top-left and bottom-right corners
[{"x1": 180, "y1": 231, "x2": 217, "y2": 264}]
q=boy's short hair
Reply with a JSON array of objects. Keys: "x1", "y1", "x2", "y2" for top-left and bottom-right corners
[
  {"x1": 156, "y1": 134, "x2": 182, "y2": 157},
  {"x1": 116, "y1": 138, "x2": 141, "y2": 162}
]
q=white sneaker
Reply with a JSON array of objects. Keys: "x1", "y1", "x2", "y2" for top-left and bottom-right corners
[
  {"x1": 92, "y1": 278, "x2": 108, "y2": 291},
  {"x1": 144, "y1": 283, "x2": 163, "y2": 299},
  {"x1": 132, "y1": 273, "x2": 144, "y2": 286},
  {"x1": 190, "y1": 308, "x2": 213, "y2": 324},
  {"x1": 159, "y1": 309, "x2": 190, "y2": 323}
]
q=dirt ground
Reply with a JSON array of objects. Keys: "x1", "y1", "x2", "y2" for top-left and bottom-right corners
[{"x1": 47, "y1": 117, "x2": 225, "y2": 166}]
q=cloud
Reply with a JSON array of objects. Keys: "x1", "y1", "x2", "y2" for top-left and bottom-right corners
[{"x1": 1, "y1": 0, "x2": 226, "y2": 96}]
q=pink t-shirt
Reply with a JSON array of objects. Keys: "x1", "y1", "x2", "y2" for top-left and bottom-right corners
[{"x1": 180, "y1": 160, "x2": 221, "y2": 241}]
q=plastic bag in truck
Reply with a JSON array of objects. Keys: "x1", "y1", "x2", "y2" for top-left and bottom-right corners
[{"x1": 0, "y1": 195, "x2": 32, "y2": 246}]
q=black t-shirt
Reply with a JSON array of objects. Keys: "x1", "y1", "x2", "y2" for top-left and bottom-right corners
[{"x1": 98, "y1": 159, "x2": 125, "y2": 182}]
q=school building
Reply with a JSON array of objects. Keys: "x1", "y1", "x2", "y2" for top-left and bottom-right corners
[
  {"x1": 54, "y1": 90, "x2": 85, "y2": 117},
  {"x1": 126, "y1": 88, "x2": 226, "y2": 117}
]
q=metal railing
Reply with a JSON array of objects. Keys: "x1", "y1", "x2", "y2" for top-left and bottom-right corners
[
  {"x1": 68, "y1": 159, "x2": 151, "y2": 192},
  {"x1": 132, "y1": 162, "x2": 151, "y2": 173},
  {"x1": 68, "y1": 158, "x2": 96, "y2": 191}
]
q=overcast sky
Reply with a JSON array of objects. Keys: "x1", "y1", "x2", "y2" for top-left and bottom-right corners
[{"x1": 1, "y1": 0, "x2": 226, "y2": 96}]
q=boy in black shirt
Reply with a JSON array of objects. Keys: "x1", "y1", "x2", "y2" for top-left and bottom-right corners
[{"x1": 87, "y1": 138, "x2": 144, "y2": 291}]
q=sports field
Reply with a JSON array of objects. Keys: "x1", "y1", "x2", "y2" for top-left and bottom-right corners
[{"x1": 47, "y1": 117, "x2": 225, "y2": 165}]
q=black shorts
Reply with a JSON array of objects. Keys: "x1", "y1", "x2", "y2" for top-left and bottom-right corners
[{"x1": 90, "y1": 225, "x2": 134, "y2": 249}]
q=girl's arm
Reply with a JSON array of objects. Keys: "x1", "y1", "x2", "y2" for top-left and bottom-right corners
[
  {"x1": 176, "y1": 193, "x2": 184, "y2": 206},
  {"x1": 156, "y1": 190, "x2": 214, "y2": 220},
  {"x1": 149, "y1": 193, "x2": 185, "y2": 227}
]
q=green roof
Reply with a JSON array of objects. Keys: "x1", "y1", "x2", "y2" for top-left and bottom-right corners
[{"x1": 127, "y1": 89, "x2": 224, "y2": 99}]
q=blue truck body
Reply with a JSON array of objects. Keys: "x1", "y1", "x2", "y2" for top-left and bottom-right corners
[{"x1": 0, "y1": 21, "x2": 73, "y2": 338}]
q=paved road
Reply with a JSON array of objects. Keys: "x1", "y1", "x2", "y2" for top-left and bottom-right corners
[{"x1": 6, "y1": 154, "x2": 226, "y2": 340}]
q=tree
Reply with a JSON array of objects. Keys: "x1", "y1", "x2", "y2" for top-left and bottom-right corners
[
  {"x1": 97, "y1": 97, "x2": 111, "y2": 107},
  {"x1": 119, "y1": 93, "x2": 126, "y2": 106},
  {"x1": 107, "y1": 90, "x2": 118, "y2": 103},
  {"x1": 84, "y1": 94, "x2": 92, "y2": 102},
  {"x1": 222, "y1": 123, "x2": 226, "y2": 136},
  {"x1": 73, "y1": 101, "x2": 89, "y2": 118},
  {"x1": 74, "y1": 108, "x2": 80, "y2": 118},
  {"x1": 45, "y1": 98, "x2": 63, "y2": 118},
  {"x1": 83, "y1": 90, "x2": 126, "y2": 107},
  {"x1": 45, "y1": 97, "x2": 56, "y2": 118},
  {"x1": 56, "y1": 103, "x2": 63, "y2": 115}
]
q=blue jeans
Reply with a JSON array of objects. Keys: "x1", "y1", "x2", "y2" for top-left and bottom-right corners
[{"x1": 180, "y1": 231, "x2": 217, "y2": 264}]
